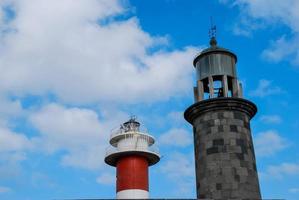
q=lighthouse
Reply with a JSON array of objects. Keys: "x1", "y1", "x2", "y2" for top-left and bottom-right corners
[
  {"x1": 104, "y1": 118, "x2": 160, "y2": 199},
  {"x1": 184, "y1": 34, "x2": 262, "y2": 199}
]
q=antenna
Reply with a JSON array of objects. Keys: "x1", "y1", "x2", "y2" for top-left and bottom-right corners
[
  {"x1": 209, "y1": 16, "x2": 217, "y2": 39},
  {"x1": 130, "y1": 115, "x2": 137, "y2": 121}
]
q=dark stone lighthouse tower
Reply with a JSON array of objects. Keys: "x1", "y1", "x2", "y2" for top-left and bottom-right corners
[{"x1": 184, "y1": 36, "x2": 261, "y2": 199}]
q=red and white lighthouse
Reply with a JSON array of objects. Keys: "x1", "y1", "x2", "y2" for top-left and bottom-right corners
[{"x1": 104, "y1": 118, "x2": 160, "y2": 199}]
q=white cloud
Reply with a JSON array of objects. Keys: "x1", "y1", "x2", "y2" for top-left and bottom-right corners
[
  {"x1": 31, "y1": 172, "x2": 56, "y2": 188},
  {"x1": 289, "y1": 188, "x2": 299, "y2": 193},
  {"x1": 249, "y1": 79, "x2": 283, "y2": 97},
  {"x1": 254, "y1": 130, "x2": 288, "y2": 157},
  {"x1": 220, "y1": 0, "x2": 299, "y2": 33},
  {"x1": 29, "y1": 103, "x2": 128, "y2": 170},
  {"x1": 0, "y1": 96, "x2": 23, "y2": 118},
  {"x1": 0, "y1": 125, "x2": 32, "y2": 179},
  {"x1": 263, "y1": 35, "x2": 299, "y2": 66},
  {"x1": 262, "y1": 35, "x2": 299, "y2": 64},
  {"x1": 220, "y1": 0, "x2": 299, "y2": 65},
  {"x1": 259, "y1": 115, "x2": 282, "y2": 124},
  {"x1": 160, "y1": 152, "x2": 195, "y2": 195},
  {"x1": 0, "y1": 0, "x2": 199, "y2": 177},
  {"x1": 30, "y1": 104, "x2": 103, "y2": 152},
  {"x1": 139, "y1": 110, "x2": 186, "y2": 131},
  {"x1": 264, "y1": 163, "x2": 299, "y2": 179},
  {"x1": 232, "y1": 16, "x2": 265, "y2": 37},
  {"x1": 0, "y1": 127, "x2": 28, "y2": 179},
  {"x1": 96, "y1": 172, "x2": 115, "y2": 186},
  {"x1": 166, "y1": 111, "x2": 184, "y2": 125},
  {"x1": 0, "y1": 186, "x2": 11, "y2": 193},
  {"x1": 159, "y1": 128, "x2": 192, "y2": 147},
  {"x1": 0, "y1": 0, "x2": 197, "y2": 104},
  {"x1": 0, "y1": 0, "x2": 201, "y2": 192},
  {"x1": 161, "y1": 152, "x2": 194, "y2": 178},
  {"x1": 0, "y1": 127, "x2": 32, "y2": 152}
]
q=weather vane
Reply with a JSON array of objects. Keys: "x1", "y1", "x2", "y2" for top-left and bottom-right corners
[{"x1": 209, "y1": 16, "x2": 217, "y2": 39}]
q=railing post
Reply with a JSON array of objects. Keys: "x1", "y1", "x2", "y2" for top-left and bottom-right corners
[{"x1": 208, "y1": 76, "x2": 214, "y2": 98}]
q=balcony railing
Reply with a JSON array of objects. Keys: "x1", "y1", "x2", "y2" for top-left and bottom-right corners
[
  {"x1": 105, "y1": 144, "x2": 160, "y2": 158},
  {"x1": 110, "y1": 126, "x2": 149, "y2": 139}
]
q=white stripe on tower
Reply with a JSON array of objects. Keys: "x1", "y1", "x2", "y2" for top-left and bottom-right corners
[{"x1": 116, "y1": 189, "x2": 149, "y2": 199}]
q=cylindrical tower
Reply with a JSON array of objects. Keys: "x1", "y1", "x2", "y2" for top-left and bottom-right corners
[
  {"x1": 184, "y1": 37, "x2": 261, "y2": 199},
  {"x1": 105, "y1": 118, "x2": 160, "y2": 199}
]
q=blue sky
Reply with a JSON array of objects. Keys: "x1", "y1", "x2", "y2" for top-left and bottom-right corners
[{"x1": 0, "y1": 0, "x2": 299, "y2": 199}]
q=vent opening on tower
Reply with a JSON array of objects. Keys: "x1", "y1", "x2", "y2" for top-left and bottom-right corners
[{"x1": 213, "y1": 76, "x2": 223, "y2": 98}]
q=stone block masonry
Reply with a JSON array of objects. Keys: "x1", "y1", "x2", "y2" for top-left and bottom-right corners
[{"x1": 185, "y1": 97, "x2": 261, "y2": 199}]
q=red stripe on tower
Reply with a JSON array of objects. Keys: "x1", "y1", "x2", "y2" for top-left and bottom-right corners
[{"x1": 117, "y1": 155, "x2": 148, "y2": 192}]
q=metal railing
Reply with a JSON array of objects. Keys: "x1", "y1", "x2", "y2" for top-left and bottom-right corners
[
  {"x1": 105, "y1": 144, "x2": 160, "y2": 158},
  {"x1": 110, "y1": 131, "x2": 155, "y2": 145},
  {"x1": 110, "y1": 126, "x2": 150, "y2": 140}
]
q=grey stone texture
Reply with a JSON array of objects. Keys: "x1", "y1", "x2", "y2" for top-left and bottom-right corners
[{"x1": 185, "y1": 98, "x2": 261, "y2": 199}]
